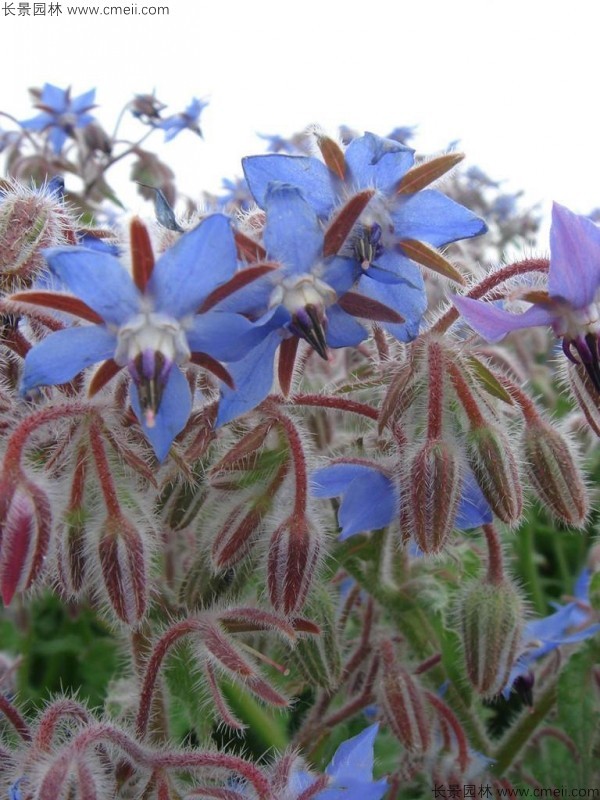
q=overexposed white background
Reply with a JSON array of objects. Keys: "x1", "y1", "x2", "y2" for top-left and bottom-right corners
[{"x1": 3, "y1": 0, "x2": 599, "y2": 236}]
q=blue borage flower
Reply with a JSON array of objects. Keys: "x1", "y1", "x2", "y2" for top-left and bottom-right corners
[
  {"x1": 243, "y1": 131, "x2": 487, "y2": 341},
  {"x1": 453, "y1": 203, "x2": 600, "y2": 390},
  {"x1": 158, "y1": 97, "x2": 207, "y2": 142},
  {"x1": 14, "y1": 215, "x2": 257, "y2": 461},
  {"x1": 310, "y1": 462, "x2": 492, "y2": 539},
  {"x1": 502, "y1": 568, "x2": 600, "y2": 700},
  {"x1": 20, "y1": 83, "x2": 97, "y2": 154},
  {"x1": 216, "y1": 183, "x2": 409, "y2": 425}
]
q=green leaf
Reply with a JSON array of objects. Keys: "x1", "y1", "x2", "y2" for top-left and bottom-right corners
[{"x1": 467, "y1": 355, "x2": 513, "y2": 404}]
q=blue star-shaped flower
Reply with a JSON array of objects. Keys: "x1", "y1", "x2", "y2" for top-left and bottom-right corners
[
  {"x1": 243, "y1": 132, "x2": 486, "y2": 341},
  {"x1": 158, "y1": 97, "x2": 207, "y2": 142},
  {"x1": 453, "y1": 203, "x2": 600, "y2": 390},
  {"x1": 15, "y1": 215, "x2": 256, "y2": 461},
  {"x1": 20, "y1": 83, "x2": 97, "y2": 154},
  {"x1": 311, "y1": 462, "x2": 492, "y2": 539},
  {"x1": 215, "y1": 183, "x2": 407, "y2": 425}
]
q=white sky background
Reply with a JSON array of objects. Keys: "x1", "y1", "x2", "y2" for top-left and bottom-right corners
[{"x1": 2, "y1": 0, "x2": 599, "y2": 246}]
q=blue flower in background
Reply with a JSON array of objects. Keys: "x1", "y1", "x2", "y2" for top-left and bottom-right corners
[
  {"x1": 453, "y1": 203, "x2": 600, "y2": 390},
  {"x1": 16, "y1": 215, "x2": 255, "y2": 461},
  {"x1": 503, "y1": 568, "x2": 600, "y2": 699},
  {"x1": 288, "y1": 725, "x2": 388, "y2": 799},
  {"x1": 216, "y1": 183, "x2": 409, "y2": 425},
  {"x1": 20, "y1": 83, "x2": 97, "y2": 154},
  {"x1": 311, "y1": 462, "x2": 492, "y2": 539},
  {"x1": 158, "y1": 97, "x2": 207, "y2": 142},
  {"x1": 243, "y1": 132, "x2": 486, "y2": 341}
]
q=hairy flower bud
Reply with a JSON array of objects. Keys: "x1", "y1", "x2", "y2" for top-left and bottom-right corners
[
  {"x1": 408, "y1": 439, "x2": 461, "y2": 554},
  {"x1": 379, "y1": 639, "x2": 430, "y2": 753},
  {"x1": 56, "y1": 509, "x2": 88, "y2": 597},
  {"x1": 457, "y1": 577, "x2": 523, "y2": 697},
  {"x1": 268, "y1": 517, "x2": 321, "y2": 615},
  {"x1": 0, "y1": 180, "x2": 78, "y2": 290},
  {"x1": 522, "y1": 418, "x2": 588, "y2": 526},
  {"x1": 97, "y1": 515, "x2": 148, "y2": 625},
  {"x1": 0, "y1": 474, "x2": 51, "y2": 605},
  {"x1": 568, "y1": 362, "x2": 600, "y2": 437},
  {"x1": 466, "y1": 425, "x2": 522, "y2": 524}
]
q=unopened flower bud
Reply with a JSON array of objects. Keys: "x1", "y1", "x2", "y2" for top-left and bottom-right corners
[
  {"x1": 522, "y1": 418, "x2": 588, "y2": 527},
  {"x1": 0, "y1": 181, "x2": 79, "y2": 290},
  {"x1": 466, "y1": 425, "x2": 522, "y2": 524},
  {"x1": 379, "y1": 639, "x2": 430, "y2": 753},
  {"x1": 97, "y1": 515, "x2": 148, "y2": 625},
  {"x1": 457, "y1": 577, "x2": 523, "y2": 697},
  {"x1": 568, "y1": 362, "x2": 600, "y2": 437},
  {"x1": 268, "y1": 517, "x2": 321, "y2": 615},
  {"x1": 56, "y1": 510, "x2": 88, "y2": 597},
  {"x1": 0, "y1": 475, "x2": 51, "y2": 605},
  {"x1": 408, "y1": 439, "x2": 461, "y2": 554},
  {"x1": 291, "y1": 586, "x2": 342, "y2": 689}
]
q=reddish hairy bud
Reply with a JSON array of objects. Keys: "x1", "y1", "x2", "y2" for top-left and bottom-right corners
[
  {"x1": 212, "y1": 504, "x2": 263, "y2": 568},
  {"x1": 522, "y1": 418, "x2": 588, "y2": 527},
  {"x1": 98, "y1": 515, "x2": 148, "y2": 625},
  {"x1": 408, "y1": 439, "x2": 461, "y2": 554},
  {"x1": 457, "y1": 577, "x2": 523, "y2": 697},
  {"x1": 568, "y1": 362, "x2": 600, "y2": 437},
  {"x1": 379, "y1": 639, "x2": 431, "y2": 753},
  {"x1": 0, "y1": 474, "x2": 51, "y2": 605},
  {"x1": 466, "y1": 425, "x2": 522, "y2": 524},
  {"x1": 268, "y1": 516, "x2": 321, "y2": 615}
]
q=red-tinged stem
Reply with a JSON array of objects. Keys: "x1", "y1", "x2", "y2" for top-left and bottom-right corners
[
  {"x1": 497, "y1": 374, "x2": 540, "y2": 424},
  {"x1": 89, "y1": 421, "x2": 121, "y2": 517},
  {"x1": 446, "y1": 360, "x2": 486, "y2": 427},
  {"x1": 0, "y1": 693, "x2": 31, "y2": 742},
  {"x1": 136, "y1": 619, "x2": 204, "y2": 738},
  {"x1": 34, "y1": 699, "x2": 91, "y2": 751},
  {"x1": 288, "y1": 393, "x2": 379, "y2": 421},
  {"x1": 414, "y1": 652, "x2": 443, "y2": 675},
  {"x1": 432, "y1": 258, "x2": 550, "y2": 334},
  {"x1": 425, "y1": 690, "x2": 470, "y2": 772},
  {"x1": 268, "y1": 407, "x2": 308, "y2": 516},
  {"x1": 427, "y1": 340, "x2": 444, "y2": 440},
  {"x1": 297, "y1": 776, "x2": 330, "y2": 800},
  {"x1": 483, "y1": 523, "x2": 505, "y2": 585},
  {"x1": 3, "y1": 402, "x2": 94, "y2": 474}
]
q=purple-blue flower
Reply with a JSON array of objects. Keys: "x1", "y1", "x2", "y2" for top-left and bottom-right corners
[
  {"x1": 158, "y1": 97, "x2": 207, "y2": 142},
  {"x1": 311, "y1": 462, "x2": 492, "y2": 539},
  {"x1": 20, "y1": 83, "x2": 96, "y2": 154},
  {"x1": 243, "y1": 132, "x2": 486, "y2": 341},
  {"x1": 17, "y1": 215, "x2": 255, "y2": 461},
  {"x1": 216, "y1": 183, "x2": 407, "y2": 425},
  {"x1": 502, "y1": 568, "x2": 600, "y2": 699},
  {"x1": 453, "y1": 203, "x2": 600, "y2": 389},
  {"x1": 287, "y1": 724, "x2": 388, "y2": 800}
]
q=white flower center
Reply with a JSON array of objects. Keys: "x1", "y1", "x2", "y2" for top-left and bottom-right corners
[
  {"x1": 269, "y1": 274, "x2": 337, "y2": 315},
  {"x1": 552, "y1": 298, "x2": 600, "y2": 339}
]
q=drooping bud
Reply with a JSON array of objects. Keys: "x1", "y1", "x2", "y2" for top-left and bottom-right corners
[
  {"x1": 465, "y1": 425, "x2": 523, "y2": 524},
  {"x1": 379, "y1": 639, "x2": 431, "y2": 753},
  {"x1": 0, "y1": 474, "x2": 51, "y2": 605},
  {"x1": 267, "y1": 516, "x2": 322, "y2": 615},
  {"x1": 567, "y1": 361, "x2": 600, "y2": 437},
  {"x1": 56, "y1": 508, "x2": 89, "y2": 597},
  {"x1": 0, "y1": 180, "x2": 79, "y2": 291},
  {"x1": 522, "y1": 417, "x2": 588, "y2": 526},
  {"x1": 97, "y1": 514, "x2": 148, "y2": 625},
  {"x1": 408, "y1": 439, "x2": 461, "y2": 554},
  {"x1": 291, "y1": 586, "x2": 342, "y2": 689},
  {"x1": 457, "y1": 577, "x2": 523, "y2": 697}
]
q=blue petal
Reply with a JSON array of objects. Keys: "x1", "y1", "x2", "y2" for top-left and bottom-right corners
[
  {"x1": 40, "y1": 83, "x2": 68, "y2": 111},
  {"x1": 216, "y1": 330, "x2": 281, "y2": 426},
  {"x1": 243, "y1": 154, "x2": 336, "y2": 217},
  {"x1": 325, "y1": 304, "x2": 367, "y2": 348},
  {"x1": 345, "y1": 132, "x2": 414, "y2": 194},
  {"x1": 573, "y1": 568, "x2": 591, "y2": 602},
  {"x1": 392, "y1": 190, "x2": 487, "y2": 247},
  {"x1": 130, "y1": 366, "x2": 191, "y2": 462},
  {"x1": 453, "y1": 295, "x2": 555, "y2": 343},
  {"x1": 43, "y1": 246, "x2": 141, "y2": 326},
  {"x1": 21, "y1": 326, "x2": 116, "y2": 393},
  {"x1": 20, "y1": 112, "x2": 54, "y2": 131},
  {"x1": 48, "y1": 127, "x2": 69, "y2": 154},
  {"x1": 549, "y1": 203, "x2": 600, "y2": 308},
  {"x1": 263, "y1": 184, "x2": 324, "y2": 275},
  {"x1": 456, "y1": 471, "x2": 493, "y2": 529},
  {"x1": 316, "y1": 783, "x2": 389, "y2": 800},
  {"x1": 311, "y1": 463, "x2": 381, "y2": 497},
  {"x1": 326, "y1": 724, "x2": 378, "y2": 780},
  {"x1": 70, "y1": 88, "x2": 96, "y2": 113},
  {"x1": 352, "y1": 272, "x2": 426, "y2": 341},
  {"x1": 320, "y1": 256, "x2": 358, "y2": 295},
  {"x1": 150, "y1": 214, "x2": 238, "y2": 318},
  {"x1": 186, "y1": 312, "x2": 264, "y2": 361},
  {"x1": 369, "y1": 249, "x2": 424, "y2": 286}
]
